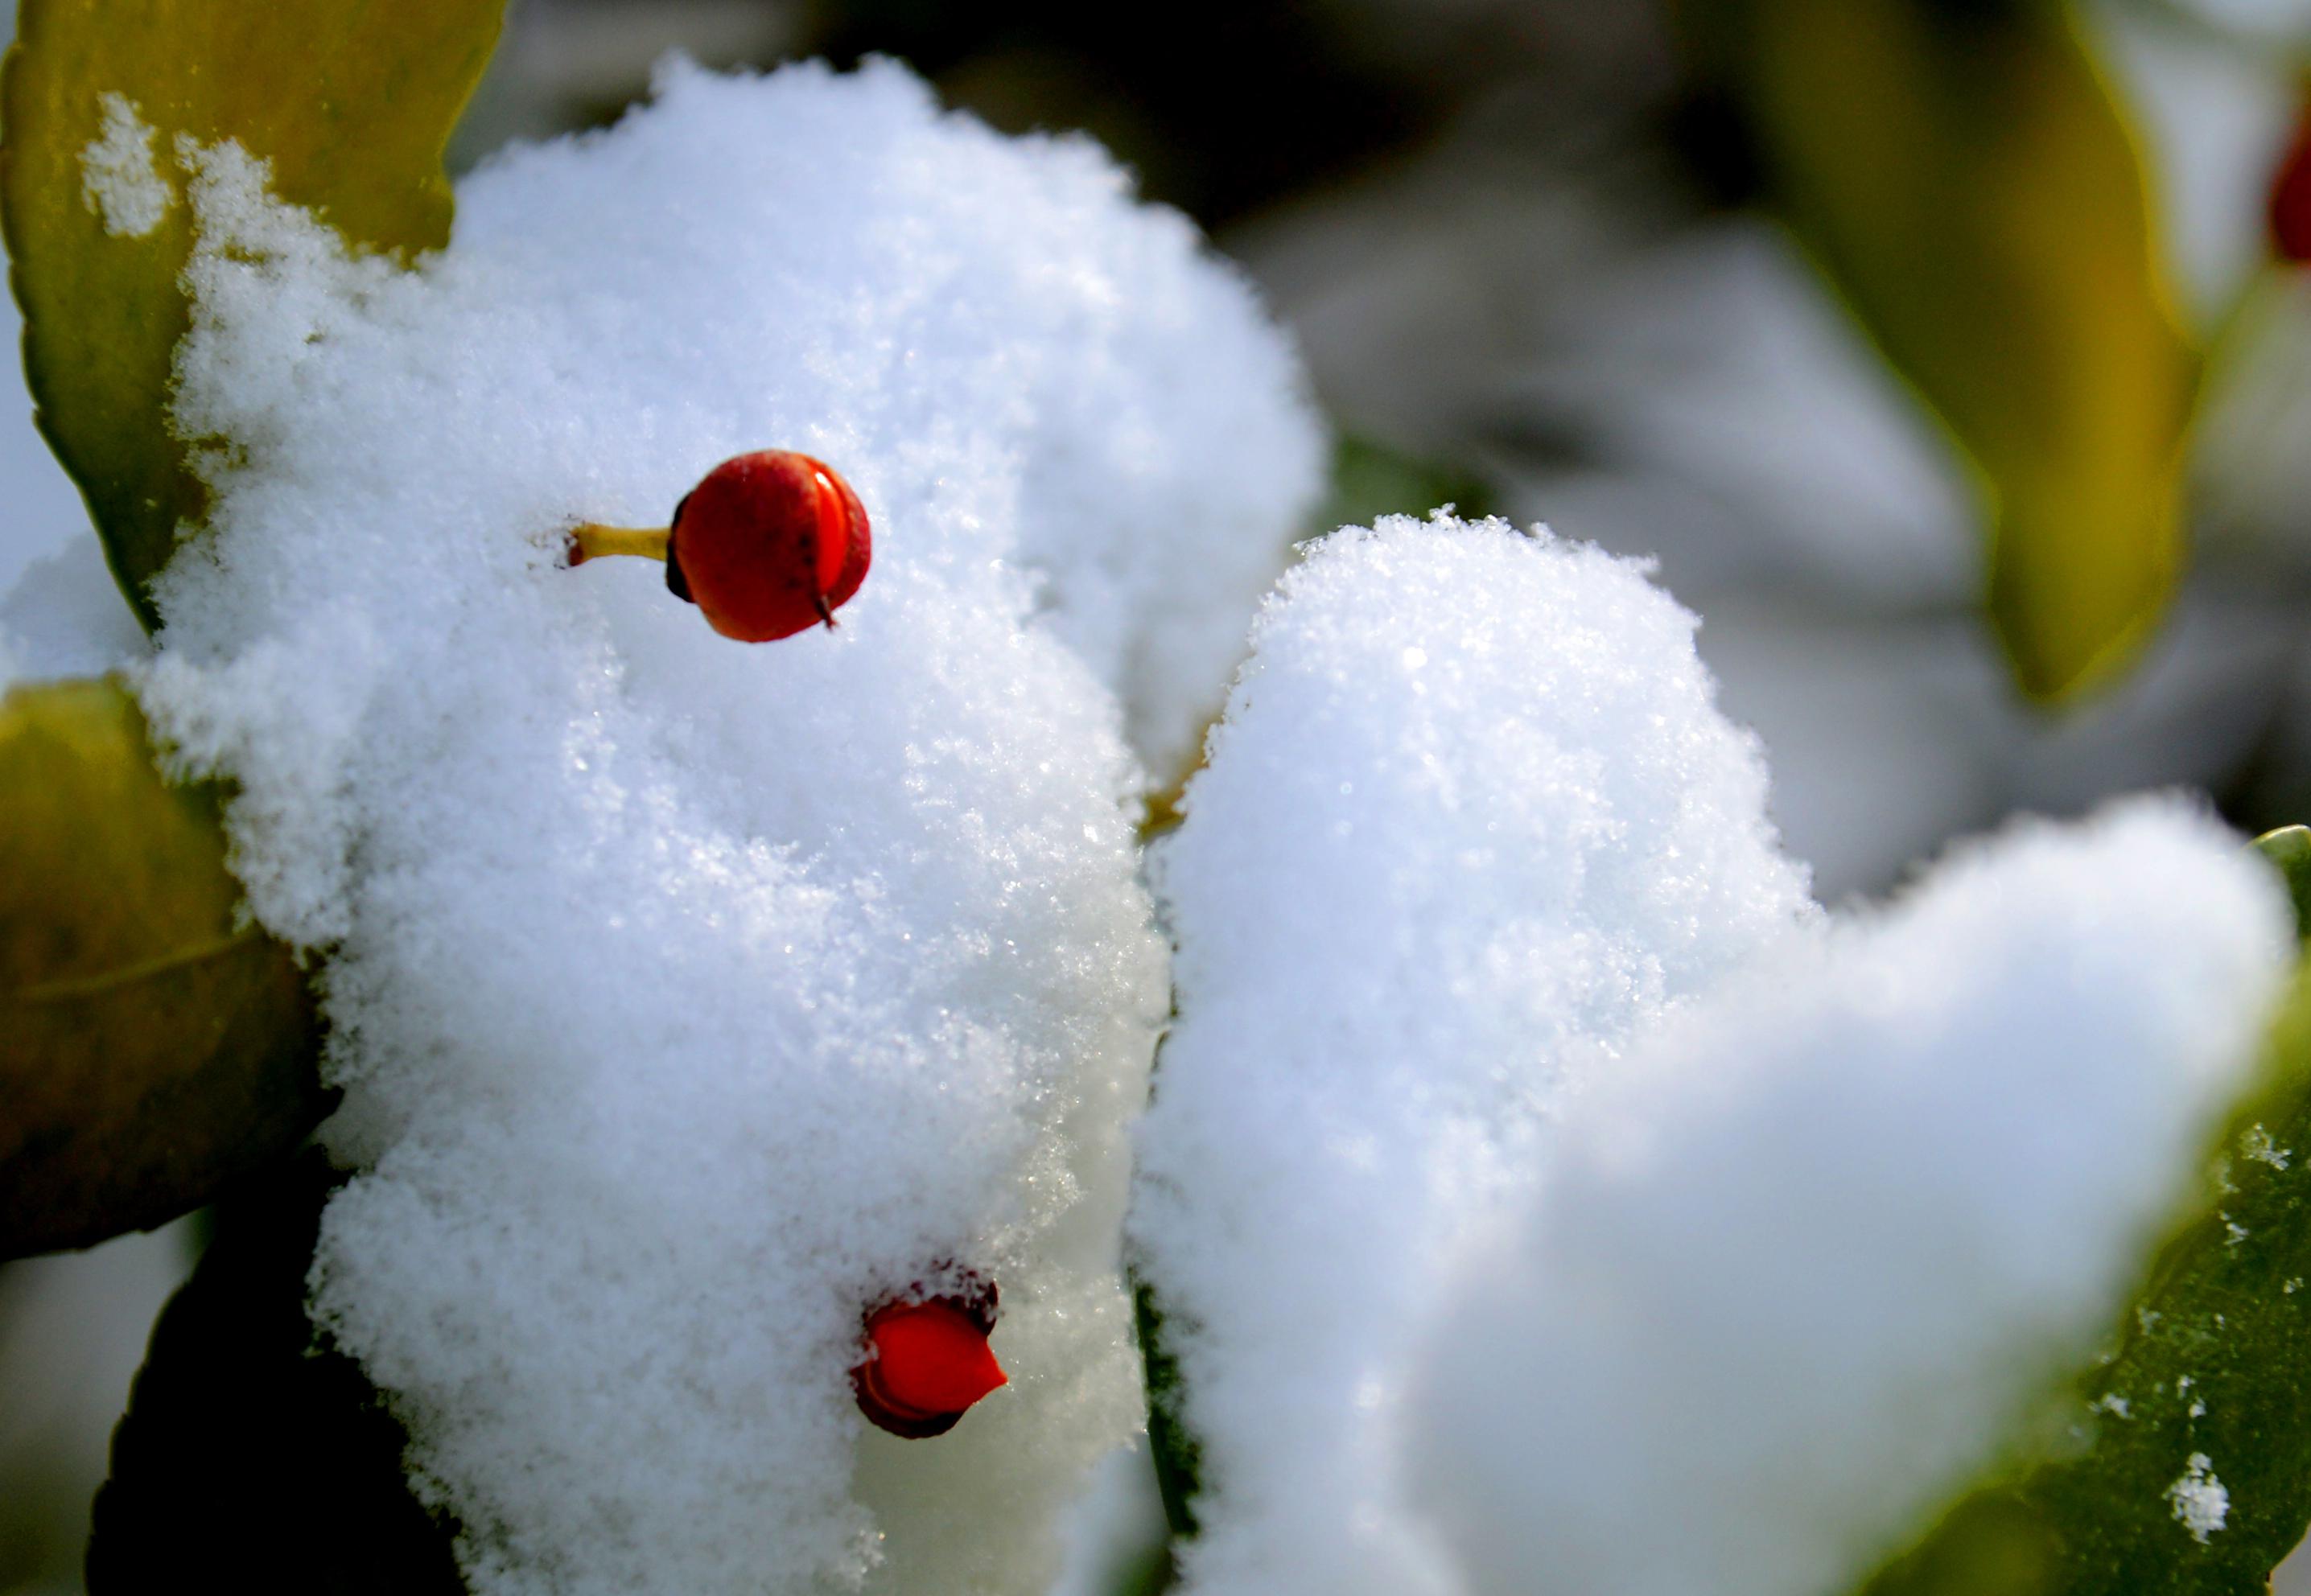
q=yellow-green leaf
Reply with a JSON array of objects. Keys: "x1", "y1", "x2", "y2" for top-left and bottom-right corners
[
  {"x1": 0, "y1": 677, "x2": 323, "y2": 1258},
  {"x1": 1689, "y1": 0, "x2": 2199, "y2": 700},
  {"x1": 2255, "y1": 826, "x2": 2311, "y2": 942},
  {"x1": 1, "y1": 0, "x2": 505, "y2": 629},
  {"x1": 1848, "y1": 958, "x2": 2311, "y2": 1595}
]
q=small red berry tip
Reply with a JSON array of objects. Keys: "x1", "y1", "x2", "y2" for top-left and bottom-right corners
[{"x1": 851, "y1": 1277, "x2": 1003, "y2": 1439}]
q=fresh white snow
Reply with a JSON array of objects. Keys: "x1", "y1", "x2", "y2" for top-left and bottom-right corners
[
  {"x1": 3, "y1": 43, "x2": 2288, "y2": 1596},
  {"x1": 2170, "y1": 1452, "x2": 2233, "y2": 1545},
  {"x1": 1407, "y1": 800, "x2": 2288, "y2": 1596},
  {"x1": 1129, "y1": 513, "x2": 1817, "y2": 1596},
  {"x1": 132, "y1": 58, "x2": 1316, "y2": 1596},
  {"x1": 78, "y1": 93, "x2": 171, "y2": 239}
]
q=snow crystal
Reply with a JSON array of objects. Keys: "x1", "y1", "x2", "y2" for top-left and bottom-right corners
[
  {"x1": 1407, "y1": 800, "x2": 2288, "y2": 1596},
  {"x1": 2169, "y1": 1453, "x2": 2231, "y2": 1544},
  {"x1": 78, "y1": 93, "x2": 171, "y2": 238},
  {"x1": 1128, "y1": 515, "x2": 1815, "y2": 1596},
  {"x1": 130, "y1": 58, "x2": 1318, "y2": 1595},
  {"x1": 2244, "y1": 1122, "x2": 2292, "y2": 1169}
]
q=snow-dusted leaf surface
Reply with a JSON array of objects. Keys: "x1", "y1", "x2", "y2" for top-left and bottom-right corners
[
  {"x1": 134, "y1": 60, "x2": 1317, "y2": 1596},
  {"x1": 0, "y1": 0, "x2": 502, "y2": 627},
  {"x1": 1851, "y1": 963, "x2": 2311, "y2": 1596},
  {"x1": 1128, "y1": 514, "x2": 1817, "y2": 1596}
]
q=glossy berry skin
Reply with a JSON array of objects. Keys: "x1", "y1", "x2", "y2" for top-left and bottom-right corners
[
  {"x1": 851, "y1": 1281, "x2": 1006, "y2": 1439},
  {"x1": 665, "y1": 451, "x2": 871, "y2": 641},
  {"x1": 2273, "y1": 113, "x2": 2311, "y2": 264}
]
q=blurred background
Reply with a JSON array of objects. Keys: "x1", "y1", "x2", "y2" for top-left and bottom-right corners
[{"x1": 6, "y1": 0, "x2": 2311, "y2": 1589}]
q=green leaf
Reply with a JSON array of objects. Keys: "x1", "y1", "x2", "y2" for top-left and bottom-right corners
[
  {"x1": 89, "y1": 1153, "x2": 467, "y2": 1594},
  {"x1": 1, "y1": 0, "x2": 505, "y2": 629},
  {"x1": 0, "y1": 677, "x2": 325, "y2": 1258},
  {"x1": 1311, "y1": 434, "x2": 1497, "y2": 538},
  {"x1": 2255, "y1": 827, "x2": 2311, "y2": 944},
  {"x1": 1688, "y1": 0, "x2": 2199, "y2": 701},
  {"x1": 1133, "y1": 1273, "x2": 1205, "y2": 1540},
  {"x1": 1848, "y1": 961, "x2": 2311, "y2": 1595}
]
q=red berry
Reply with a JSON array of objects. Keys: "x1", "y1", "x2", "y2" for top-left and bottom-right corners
[
  {"x1": 851, "y1": 1280, "x2": 1006, "y2": 1439},
  {"x1": 2272, "y1": 112, "x2": 2311, "y2": 264},
  {"x1": 665, "y1": 451, "x2": 871, "y2": 641}
]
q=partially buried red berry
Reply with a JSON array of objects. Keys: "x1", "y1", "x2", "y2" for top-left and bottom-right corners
[
  {"x1": 665, "y1": 450, "x2": 871, "y2": 641},
  {"x1": 2272, "y1": 109, "x2": 2311, "y2": 263},
  {"x1": 851, "y1": 1278, "x2": 1007, "y2": 1439}
]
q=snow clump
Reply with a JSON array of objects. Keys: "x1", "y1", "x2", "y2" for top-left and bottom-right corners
[
  {"x1": 134, "y1": 58, "x2": 1317, "y2": 1596},
  {"x1": 1407, "y1": 800, "x2": 2289, "y2": 1596},
  {"x1": 2169, "y1": 1452, "x2": 2232, "y2": 1545},
  {"x1": 0, "y1": 536, "x2": 151, "y2": 684},
  {"x1": 79, "y1": 93, "x2": 172, "y2": 239},
  {"x1": 1129, "y1": 514, "x2": 1819, "y2": 1596}
]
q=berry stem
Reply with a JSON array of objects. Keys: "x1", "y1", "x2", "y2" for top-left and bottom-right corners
[{"x1": 567, "y1": 522, "x2": 670, "y2": 566}]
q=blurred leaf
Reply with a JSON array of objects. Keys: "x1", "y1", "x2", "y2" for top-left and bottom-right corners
[
  {"x1": 89, "y1": 1153, "x2": 466, "y2": 1594},
  {"x1": 1133, "y1": 1273, "x2": 1204, "y2": 1540},
  {"x1": 1688, "y1": 0, "x2": 2199, "y2": 701},
  {"x1": 1108, "y1": 1538, "x2": 1180, "y2": 1596},
  {"x1": 1850, "y1": 960, "x2": 2311, "y2": 1595},
  {"x1": 0, "y1": 677, "x2": 325, "y2": 1259},
  {"x1": 2255, "y1": 826, "x2": 2311, "y2": 942},
  {"x1": 1310, "y1": 434, "x2": 1497, "y2": 539},
  {"x1": 1, "y1": 0, "x2": 504, "y2": 628}
]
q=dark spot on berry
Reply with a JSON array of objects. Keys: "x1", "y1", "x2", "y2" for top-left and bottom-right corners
[{"x1": 665, "y1": 491, "x2": 695, "y2": 604}]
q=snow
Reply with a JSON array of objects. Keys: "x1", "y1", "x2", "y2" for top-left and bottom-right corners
[
  {"x1": 2244, "y1": 1123, "x2": 2292, "y2": 1169},
  {"x1": 2170, "y1": 1453, "x2": 2233, "y2": 1545},
  {"x1": 78, "y1": 93, "x2": 172, "y2": 239},
  {"x1": 1128, "y1": 514, "x2": 1816, "y2": 1596},
  {"x1": 6, "y1": 34, "x2": 2292, "y2": 1596},
  {"x1": 0, "y1": 535, "x2": 150, "y2": 684},
  {"x1": 1407, "y1": 800, "x2": 2288, "y2": 1596},
  {"x1": 132, "y1": 58, "x2": 1316, "y2": 1596}
]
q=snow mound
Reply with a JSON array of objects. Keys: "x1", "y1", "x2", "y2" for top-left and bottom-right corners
[
  {"x1": 1408, "y1": 800, "x2": 2289, "y2": 1596},
  {"x1": 1129, "y1": 514, "x2": 1816, "y2": 1596},
  {"x1": 130, "y1": 57, "x2": 1320, "y2": 1595},
  {"x1": 0, "y1": 535, "x2": 150, "y2": 685}
]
